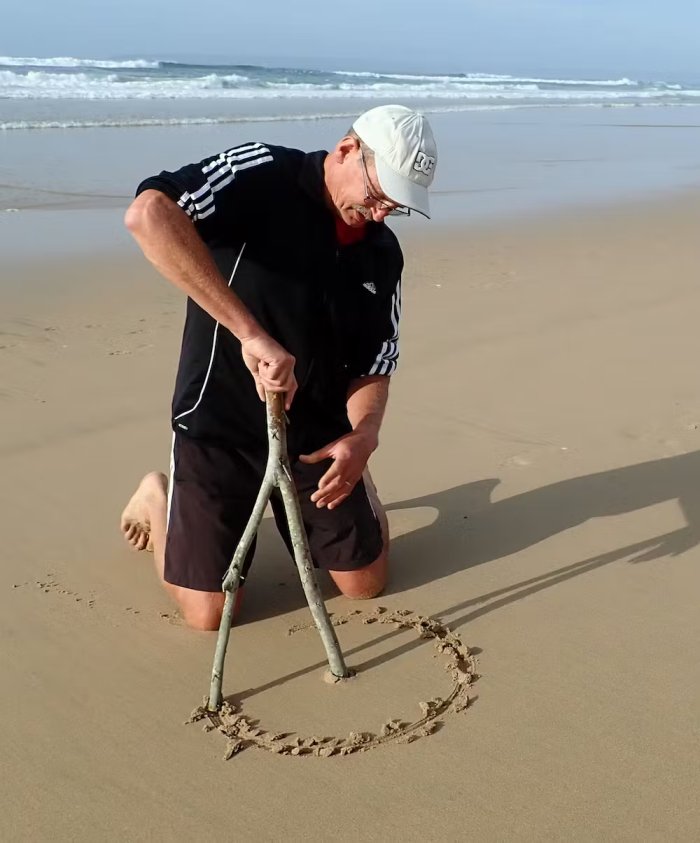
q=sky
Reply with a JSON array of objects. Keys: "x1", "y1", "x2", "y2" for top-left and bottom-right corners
[{"x1": 3, "y1": 0, "x2": 700, "y2": 79}]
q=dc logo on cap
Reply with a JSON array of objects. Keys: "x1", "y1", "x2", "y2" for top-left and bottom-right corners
[{"x1": 413, "y1": 151, "x2": 436, "y2": 175}]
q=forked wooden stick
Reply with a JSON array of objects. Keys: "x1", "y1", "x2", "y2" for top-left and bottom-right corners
[{"x1": 207, "y1": 391, "x2": 350, "y2": 711}]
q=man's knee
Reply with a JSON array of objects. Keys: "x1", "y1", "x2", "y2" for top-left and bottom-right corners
[
  {"x1": 338, "y1": 579, "x2": 385, "y2": 601},
  {"x1": 329, "y1": 551, "x2": 388, "y2": 600},
  {"x1": 182, "y1": 598, "x2": 224, "y2": 631},
  {"x1": 183, "y1": 605, "x2": 223, "y2": 631},
  {"x1": 167, "y1": 586, "x2": 225, "y2": 631}
]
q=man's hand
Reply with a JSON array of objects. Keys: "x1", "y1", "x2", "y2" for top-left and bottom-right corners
[
  {"x1": 240, "y1": 334, "x2": 297, "y2": 410},
  {"x1": 300, "y1": 429, "x2": 378, "y2": 510}
]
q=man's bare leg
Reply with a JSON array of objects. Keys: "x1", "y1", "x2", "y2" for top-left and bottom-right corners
[
  {"x1": 120, "y1": 472, "x2": 240, "y2": 631},
  {"x1": 121, "y1": 468, "x2": 385, "y2": 626},
  {"x1": 328, "y1": 469, "x2": 389, "y2": 600}
]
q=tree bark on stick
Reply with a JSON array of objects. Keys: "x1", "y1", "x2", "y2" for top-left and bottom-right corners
[{"x1": 207, "y1": 392, "x2": 350, "y2": 711}]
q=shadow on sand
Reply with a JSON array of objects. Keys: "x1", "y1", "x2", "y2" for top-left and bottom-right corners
[{"x1": 234, "y1": 449, "x2": 700, "y2": 699}]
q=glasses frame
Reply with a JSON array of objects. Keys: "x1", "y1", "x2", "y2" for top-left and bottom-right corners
[{"x1": 359, "y1": 147, "x2": 411, "y2": 217}]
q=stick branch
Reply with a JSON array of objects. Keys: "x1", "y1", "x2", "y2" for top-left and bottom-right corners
[{"x1": 207, "y1": 391, "x2": 350, "y2": 711}]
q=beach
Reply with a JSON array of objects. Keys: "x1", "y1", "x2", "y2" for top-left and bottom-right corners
[{"x1": 3, "y1": 104, "x2": 700, "y2": 839}]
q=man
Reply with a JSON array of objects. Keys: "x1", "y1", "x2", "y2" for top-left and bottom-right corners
[{"x1": 120, "y1": 104, "x2": 437, "y2": 630}]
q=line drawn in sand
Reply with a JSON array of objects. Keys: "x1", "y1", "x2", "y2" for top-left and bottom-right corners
[{"x1": 187, "y1": 606, "x2": 479, "y2": 760}]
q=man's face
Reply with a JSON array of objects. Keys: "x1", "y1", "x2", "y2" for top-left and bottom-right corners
[{"x1": 327, "y1": 138, "x2": 403, "y2": 228}]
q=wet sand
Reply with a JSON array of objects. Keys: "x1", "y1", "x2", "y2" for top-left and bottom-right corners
[{"x1": 3, "y1": 193, "x2": 700, "y2": 839}]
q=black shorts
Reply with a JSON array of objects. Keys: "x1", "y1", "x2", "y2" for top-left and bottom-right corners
[{"x1": 164, "y1": 433, "x2": 383, "y2": 592}]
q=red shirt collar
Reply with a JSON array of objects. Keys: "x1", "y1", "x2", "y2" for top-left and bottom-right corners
[{"x1": 335, "y1": 216, "x2": 367, "y2": 246}]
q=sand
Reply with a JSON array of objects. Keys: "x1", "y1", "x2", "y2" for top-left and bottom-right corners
[{"x1": 3, "y1": 192, "x2": 700, "y2": 840}]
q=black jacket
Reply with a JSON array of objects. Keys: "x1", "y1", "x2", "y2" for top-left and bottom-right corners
[{"x1": 136, "y1": 142, "x2": 404, "y2": 455}]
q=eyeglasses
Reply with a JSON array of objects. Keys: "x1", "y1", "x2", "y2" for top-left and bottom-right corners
[{"x1": 359, "y1": 147, "x2": 411, "y2": 217}]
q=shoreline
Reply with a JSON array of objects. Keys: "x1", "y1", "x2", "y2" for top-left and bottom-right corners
[
  {"x1": 3, "y1": 103, "x2": 700, "y2": 255},
  {"x1": 4, "y1": 184, "x2": 700, "y2": 297}
]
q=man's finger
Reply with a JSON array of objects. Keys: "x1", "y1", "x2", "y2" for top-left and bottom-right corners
[
  {"x1": 310, "y1": 467, "x2": 342, "y2": 501},
  {"x1": 258, "y1": 371, "x2": 297, "y2": 396},
  {"x1": 263, "y1": 358, "x2": 292, "y2": 379},
  {"x1": 250, "y1": 373, "x2": 265, "y2": 402},
  {"x1": 311, "y1": 475, "x2": 344, "y2": 501},
  {"x1": 312, "y1": 476, "x2": 356, "y2": 506},
  {"x1": 315, "y1": 490, "x2": 351, "y2": 510},
  {"x1": 259, "y1": 372, "x2": 285, "y2": 389},
  {"x1": 299, "y1": 446, "x2": 332, "y2": 464},
  {"x1": 283, "y1": 376, "x2": 298, "y2": 408},
  {"x1": 327, "y1": 493, "x2": 351, "y2": 511},
  {"x1": 318, "y1": 466, "x2": 343, "y2": 490},
  {"x1": 284, "y1": 384, "x2": 296, "y2": 411},
  {"x1": 258, "y1": 382, "x2": 286, "y2": 396}
]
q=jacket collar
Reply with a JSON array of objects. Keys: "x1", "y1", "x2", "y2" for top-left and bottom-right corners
[{"x1": 298, "y1": 150, "x2": 330, "y2": 207}]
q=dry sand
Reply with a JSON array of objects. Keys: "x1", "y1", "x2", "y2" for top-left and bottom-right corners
[{"x1": 3, "y1": 193, "x2": 700, "y2": 840}]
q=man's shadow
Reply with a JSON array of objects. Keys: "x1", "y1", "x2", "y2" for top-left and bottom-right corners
[
  {"x1": 231, "y1": 449, "x2": 700, "y2": 701},
  {"x1": 243, "y1": 449, "x2": 700, "y2": 627}
]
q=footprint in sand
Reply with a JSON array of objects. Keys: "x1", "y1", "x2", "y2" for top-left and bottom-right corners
[{"x1": 12, "y1": 577, "x2": 96, "y2": 608}]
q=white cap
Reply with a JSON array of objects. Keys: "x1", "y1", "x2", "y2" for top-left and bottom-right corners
[{"x1": 352, "y1": 104, "x2": 437, "y2": 218}]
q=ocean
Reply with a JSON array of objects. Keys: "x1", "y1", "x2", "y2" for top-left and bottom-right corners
[{"x1": 2, "y1": 55, "x2": 700, "y2": 130}]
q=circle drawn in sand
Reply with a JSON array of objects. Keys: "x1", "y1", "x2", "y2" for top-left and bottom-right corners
[{"x1": 187, "y1": 607, "x2": 479, "y2": 760}]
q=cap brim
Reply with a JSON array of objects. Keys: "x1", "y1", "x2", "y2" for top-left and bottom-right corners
[{"x1": 374, "y1": 157, "x2": 431, "y2": 219}]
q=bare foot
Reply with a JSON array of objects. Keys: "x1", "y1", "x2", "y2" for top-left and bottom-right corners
[{"x1": 120, "y1": 472, "x2": 167, "y2": 552}]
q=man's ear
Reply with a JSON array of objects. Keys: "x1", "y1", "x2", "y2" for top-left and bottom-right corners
[{"x1": 333, "y1": 135, "x2": 360, "y2": 163}]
